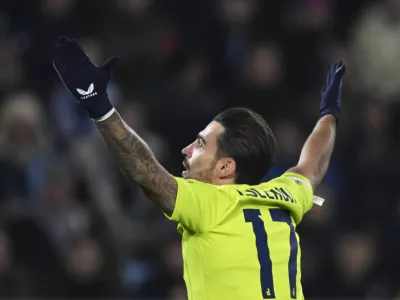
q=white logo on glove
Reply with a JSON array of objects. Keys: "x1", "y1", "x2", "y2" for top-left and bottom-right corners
[
  {"x1": 76, "y1": 83, "x2": 97, "y2": 99},
  {"x1": 77, "y1": 83, "x2": 94, "y2": 95}
]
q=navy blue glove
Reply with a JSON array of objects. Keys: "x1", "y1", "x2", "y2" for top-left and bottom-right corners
[
  {"x1": 320, "y1": 61, "x2": 346, "y2": 124},
  {"x1": 53, "y1": 36, "x2": 120, "y2": 119}
]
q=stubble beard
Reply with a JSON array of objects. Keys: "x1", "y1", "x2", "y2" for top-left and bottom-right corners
[{"x1": 187, "y1": 157, "x2": 218, "y2": 184}]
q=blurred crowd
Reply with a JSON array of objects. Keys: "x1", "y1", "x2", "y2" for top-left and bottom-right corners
[{"x1": 1, "y1": 0, "x2": 400, "y2": 299}]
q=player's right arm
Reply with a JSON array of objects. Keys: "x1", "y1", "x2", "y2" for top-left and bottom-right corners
[
  {"x1": 95, "y1": 111, "x2": 178, "y2": 215},
  {"x1": 52, "y1": 36, "x2": 177, "y2": 215},
  {"x1": 287, "y1": 61, "x2": 346, "y2": 190}
]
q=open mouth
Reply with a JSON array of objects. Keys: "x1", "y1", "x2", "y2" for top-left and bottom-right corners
[{"x1": 182, "y1": 161, "x2": 189, "y2": 177}]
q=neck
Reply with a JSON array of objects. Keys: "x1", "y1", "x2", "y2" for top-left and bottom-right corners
[{"x1": 213, "y1": 177, "x2": 236, "y2": 186}]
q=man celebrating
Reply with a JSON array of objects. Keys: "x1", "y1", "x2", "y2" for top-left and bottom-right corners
[{"x1": 53, "y1": 36, "x2": 345, "y2": 300}]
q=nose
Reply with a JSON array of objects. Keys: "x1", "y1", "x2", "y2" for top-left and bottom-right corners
[{"x1": 182, "y1": 144, "x2": 192, "y2": 159}]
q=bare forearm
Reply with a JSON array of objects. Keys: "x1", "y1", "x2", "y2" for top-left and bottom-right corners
[
  {"x1": 302, "y1": 114, "x2": 336, "y2": 176},
  {"x1": 95, "y1": 110, "x2": 177, "y2": 214},
  {"x1": 290, "y1": 115, "x2": 336, "y2": 188}
]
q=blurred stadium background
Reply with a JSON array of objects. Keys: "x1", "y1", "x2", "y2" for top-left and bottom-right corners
[{"x1": 1, "y1": 0, "x2": 400, "y2": 299}]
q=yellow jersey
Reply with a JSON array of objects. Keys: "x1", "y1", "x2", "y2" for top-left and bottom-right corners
[{"x1": 165, "y1": 172, "x2": 314, "y2": 300}]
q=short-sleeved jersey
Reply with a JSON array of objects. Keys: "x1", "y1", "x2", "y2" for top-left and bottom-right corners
[{"x1": 165, "y1": 172, "x2": 314, "y2": 300}]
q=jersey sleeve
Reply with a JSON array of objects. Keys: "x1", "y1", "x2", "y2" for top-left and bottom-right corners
[
  {"x1": 165, "y1": 177, "x2": 235, "y2": 234},
  {"x1": 271, "y1": 172, "x2": 314, "y2": 216}
]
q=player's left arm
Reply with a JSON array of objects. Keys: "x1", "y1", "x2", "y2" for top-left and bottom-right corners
[
  {"x1": 287, "y1": 61, "x2": 345, "y2": 190},
  {"x1": 52, "y1": 36, "x2": 177, "y2": 215},
  {"x1": 287, "y1": 115, "x2": 336, "y2": 190}
]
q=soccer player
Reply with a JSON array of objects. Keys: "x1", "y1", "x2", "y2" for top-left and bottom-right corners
[{"x1": 53, "y1": 36, "x2": 345, "y2": 300}]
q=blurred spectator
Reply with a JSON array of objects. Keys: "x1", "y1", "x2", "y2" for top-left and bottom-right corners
[
  {"x1": 283, "y1": 0, "x2": 335, "y2": 32},
  {"x1": 63, "y1": 237, "x2": 121, "y2": 297},
  {"x1": 0, "y1": 92, "x2": 52, "y2": 202},
  {"x1": 35, "y1": 159, "x2": 90, "y2": 255},
  {"x1": 351, "y1": 0, "x2": 400, "y2": 101},
  {"x1": 0, "y1": 230, "x2": 33, "y2": 297},
  {"x1": 216, "y1": 0, "x2": 257, "y2": 81},
  {"x1": 0, "y1": 40, "x2": 23, "y2": 89},
  {"x1": 331, "y1": 232, "x2": 378, "y2": 297},
  {"x1": 242, "y1": 42, "x2": 285, "y2": 89}
]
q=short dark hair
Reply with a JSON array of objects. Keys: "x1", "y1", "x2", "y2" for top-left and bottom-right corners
[{"x1": 213, "y1": 107, "x2": 277, "y2": 185}]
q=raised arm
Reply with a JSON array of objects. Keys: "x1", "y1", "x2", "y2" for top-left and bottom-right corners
[
  {"x1": 52, "y1": 36, "x2": 177, "y2": 215},
  {"x1": 95, "y1": 111, "x2": 177, "y2": 214},
  {"x1": 288, "y1": 115, "x2": 336, "y2": 190},
  {"x1": 287, "y1": 61, "x2": 346, "y2": 190}
]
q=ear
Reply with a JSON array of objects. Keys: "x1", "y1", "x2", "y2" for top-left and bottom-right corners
[{"x1": 217, "y1": 158, "x2": 236, "y2": 178}]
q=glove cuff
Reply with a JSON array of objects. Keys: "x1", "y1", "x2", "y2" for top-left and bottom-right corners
[
  {"x1": 83, "y1": 94, "x2": 114, "y2": 120},
  {"x1": 320, "y1": 108, "x2": 339, "y2": 125}
]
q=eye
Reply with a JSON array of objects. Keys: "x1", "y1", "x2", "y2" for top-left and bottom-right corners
[{"x1": 197, "y1": 138, "x2": 204, "y2": 148}]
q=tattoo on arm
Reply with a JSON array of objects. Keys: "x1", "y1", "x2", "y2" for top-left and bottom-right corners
[{"x1": 95, "y1": 111, "x2": 177, "y2": 214}]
